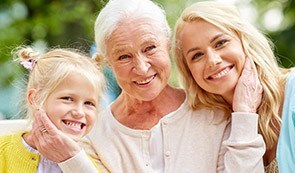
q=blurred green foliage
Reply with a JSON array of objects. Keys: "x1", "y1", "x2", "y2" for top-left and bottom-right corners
[
  {"x1": 0, "y1": 0, "x2": 295, "y2": 118},
  {"x1": 0, "y1": 0, "x2": 104, "y2": 87}
]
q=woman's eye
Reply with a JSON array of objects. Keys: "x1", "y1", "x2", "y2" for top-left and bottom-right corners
[
  {"x1": 61, "y1": 97, "x2": 73, "y2": 101},
  {"x1": 145, "y1": 45, "x2": 156, "y2": 52},
  {"x1": 215, "y1": 39, "x2": 228, "y2": 48},
  {"x1": 192, "y1": 52, "x2": 204, "y2": 60}
]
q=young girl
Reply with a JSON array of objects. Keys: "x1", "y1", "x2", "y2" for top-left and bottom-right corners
[
  {"x1": 173, "y1": 1, "x2": 294, "y2": 172},
  {"x1": 0, "y1": 47, "x2": 105, "y2": 172}
]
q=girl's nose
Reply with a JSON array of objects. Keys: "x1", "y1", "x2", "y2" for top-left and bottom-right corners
[{"x1": 71, "y1": 106, "x2": 85, "y2": 118}]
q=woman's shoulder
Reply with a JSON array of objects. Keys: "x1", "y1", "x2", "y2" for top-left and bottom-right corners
[
  {"x1": 287, "y1": 68, "x2": 295, "y2": 81},
  {"x1": 285, "y1": 69, "x2": 295, "y2": 91}
]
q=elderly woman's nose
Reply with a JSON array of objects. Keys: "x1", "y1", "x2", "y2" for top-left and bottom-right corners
[{"x1": 132, "y1": 55, "x2": 151, "y2": 75}]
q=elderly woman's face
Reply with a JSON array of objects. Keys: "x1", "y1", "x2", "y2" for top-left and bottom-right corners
[{"x1": 106, "y1": 18, "x2": 171, "y2": 101}]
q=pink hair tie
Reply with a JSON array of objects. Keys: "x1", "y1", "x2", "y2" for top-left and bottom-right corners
[{"x1": 20, "y1": 56, "x2": 40, "y2": 71}]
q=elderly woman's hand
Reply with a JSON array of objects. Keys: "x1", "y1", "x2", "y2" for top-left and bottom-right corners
[
  {"x1": 232, "y1": 57, "x2": 263, "y2": 113},
  {"x1": 27, "y1": 110, "x2": 81, "y2": 162}
]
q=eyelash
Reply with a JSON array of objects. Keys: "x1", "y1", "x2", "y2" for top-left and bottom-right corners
[
  {"x1": 145, "y1": 45, "x2": 156, "y2": 52},
  {"x1": 85, "y1": 101, "x2": 96, "y2": 107},
  {"x1": 61, "y1": 97, "x2": 73, "y2": 101},
  {"x1": 192, "y1": 52, "x2": 204, "y2": 60},
  {"x1": 118, "y1": 54, "x2": 130, "y2": 60},
  {"x1": 215, "y1": 39, "x2": 228, "y2": 48}
]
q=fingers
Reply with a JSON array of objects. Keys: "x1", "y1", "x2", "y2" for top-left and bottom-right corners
[
  {"x1": 242, "y1": 57, "x2": 252, "y2": 76},
  {"x1": 39, "y1": 110, "x2": 60, "y2": 135}
]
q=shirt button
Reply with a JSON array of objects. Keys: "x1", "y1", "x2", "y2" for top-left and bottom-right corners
[{"x1": 165, "y1": 151, "x2": 170, "y2": 157}]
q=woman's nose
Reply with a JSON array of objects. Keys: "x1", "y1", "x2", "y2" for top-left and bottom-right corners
[
  {"x1": 207, "y1": 51, "x2": 222, "y2": 68},
  {"x1": 132, "y1": 54, "x2": 151, "y2": 75}
]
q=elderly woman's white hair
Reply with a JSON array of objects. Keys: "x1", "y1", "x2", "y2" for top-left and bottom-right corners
[{"x1": 94, "y1": 0, "x2": 171, "y2": 59}]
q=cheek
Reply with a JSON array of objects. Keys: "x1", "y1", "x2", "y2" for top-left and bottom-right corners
[
  {"x1": 44, "y1": 104, "x2": 65, "y2": 122},
  {"x1": 154, "y1": 52, "x2": 171, "y2": 73},
  {"x1": 86, "y1": 112, "x2": 97, "y2": 131},
  {"x1": 189, "y1": 63, "x2": 203, "y2": 80},
  {"x1": 112, "y1": 65, "x2": 130, "y2": 79},
  {"x1": 88, "y1": 109, "x2": 97, "y2": 120}
]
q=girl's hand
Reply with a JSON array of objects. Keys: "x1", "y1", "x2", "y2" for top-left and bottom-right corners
[
  {"x1": 232, "y1": 57, "x2": 263, "y2": 113},
  {"x1": 27, "y1": 110, "x2": 81, "y2": 162}
]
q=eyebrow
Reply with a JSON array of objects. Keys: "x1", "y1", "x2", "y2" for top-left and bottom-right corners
[{"x1": 186, "y1": 33, "x2": 225, "y2": 55}]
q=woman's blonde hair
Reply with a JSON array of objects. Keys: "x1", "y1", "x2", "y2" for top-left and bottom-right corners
[
  {"x1": 173, "y1": 1, "x2": 293, "y2": 149},
  {"x1": 15, "y1": 47, "x2": 105, "y2": 123}
]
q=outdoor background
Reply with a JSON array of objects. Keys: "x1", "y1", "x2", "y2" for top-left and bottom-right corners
[{"x1": 1, "y1": 0, "x2": 295, "y2": 119}]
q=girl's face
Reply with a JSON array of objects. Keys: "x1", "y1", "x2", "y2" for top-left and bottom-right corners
[
  {"x1": 180, "y1": 19, "x2": 246, "y2": 102},
  {"x1": 105, "y1": 18, "x2": 171, "y2": 101},
  {"x1": 43, "y1": 73, "x2": 98, "y2": 142}
]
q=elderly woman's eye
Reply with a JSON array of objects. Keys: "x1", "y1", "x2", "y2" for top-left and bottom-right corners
[
  {"x1": 145, "y1": 45, "x2": 156, "y2": 52},
  {"x1": 118, "y1": 54, "x2": 130, "y2": 60}
]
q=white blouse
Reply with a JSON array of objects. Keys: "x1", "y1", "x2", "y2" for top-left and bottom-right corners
[{"x1": 22, "y1": 137, "x2": 62, "y2": 173}]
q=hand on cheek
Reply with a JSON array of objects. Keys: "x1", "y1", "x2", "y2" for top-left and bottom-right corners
[
  {"x1": 28, "y1": 109, "x2": 81, "y2": 162},
  {"x1": 232, "y1": 57, "x2": 263, "y2": 113}
]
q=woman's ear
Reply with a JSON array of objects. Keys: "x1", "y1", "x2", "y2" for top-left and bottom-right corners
[{"x1": 27, "y1": 88, "x2": 38, "y2": 109}]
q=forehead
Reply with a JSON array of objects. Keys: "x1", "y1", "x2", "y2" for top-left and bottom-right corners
[
  {"x1": 182, "y1": 20, "x2": 221, "y2": 39},
  {"x1": 106, "y1": 18, "x2": 167, "y2": 53}
]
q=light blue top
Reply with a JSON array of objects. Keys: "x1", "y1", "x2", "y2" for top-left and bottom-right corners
[{"x1": 277, "y1": 69, "x2": 295, "y2": 172}]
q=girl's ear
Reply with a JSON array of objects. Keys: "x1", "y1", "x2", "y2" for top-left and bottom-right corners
[{"x1": 27, "y1": 88, "x2": 38, "y2": 109}]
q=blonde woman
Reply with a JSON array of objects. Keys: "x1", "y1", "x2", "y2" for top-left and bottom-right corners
[
  {"x1": 0, "y1": 47, "x2": 105, "y2": 172},
  {"x1": 173, "y1": 1, "x2": 295, "y2": 172}
]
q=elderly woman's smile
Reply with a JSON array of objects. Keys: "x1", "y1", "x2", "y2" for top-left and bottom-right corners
[{"x1": 133, "y1": 73, "x2": 157, "y2": 85}]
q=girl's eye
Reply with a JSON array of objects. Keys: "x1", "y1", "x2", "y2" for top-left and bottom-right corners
[
  {"x1": 215, "y1": 39, "x2": 228, "y2": 48},
  {"x1": 192, "y1": 52, "x2": 204, "y2": 60},
  {"x1": 144, "y1": 45, "x2": 156, "y2": 52},
  {"x1": 118, "y1": 54, "x2": 130, "y2": 60},
  {"x1": 85, "y1": 101, "x2": 96, "y2": 107},
  {"x1": 61, "y1": 97, "x2": 73, "y2": 101}
]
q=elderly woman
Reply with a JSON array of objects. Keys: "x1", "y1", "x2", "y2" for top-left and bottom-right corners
[
  {"x1": 173, "y1": 1, "x2": 295, "y2": 173},
  {"x1": 30, "y1": 0, "x2": 266, "y2": 172}
]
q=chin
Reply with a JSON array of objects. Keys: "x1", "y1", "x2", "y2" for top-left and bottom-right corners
[{"x1": 66, "y1": 134, "x2": 83, "y2": 142}]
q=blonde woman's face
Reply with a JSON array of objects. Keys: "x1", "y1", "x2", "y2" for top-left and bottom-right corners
[
  {"x1": 43, "y1": 73, "x2": 98, "y2": 142},
  {"x1": 105, "y1": 18, "x2": 171, "y2": 101},
  {"x1": 180, "y1": 20, "x2": 246, "y2": 100}
]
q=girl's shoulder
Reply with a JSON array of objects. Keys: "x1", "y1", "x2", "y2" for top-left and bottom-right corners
[{"x1": 0, "y1": 132, "x2": 22, "y2": 152}]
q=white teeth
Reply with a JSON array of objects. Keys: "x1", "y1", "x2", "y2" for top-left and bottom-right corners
[
  {"x1": 135, "y1": 75, "x2": 155, "y2": 85},
  {"x1": 210, "y1": 68, "x2": 230, "y2": 79},
  {"x1": 64, "y1": 120, "x2": 83, "y2": 129}
]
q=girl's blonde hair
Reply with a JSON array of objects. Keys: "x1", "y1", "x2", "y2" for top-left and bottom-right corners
[
  {"x1": 173, "y1": 1, "x2": 293, "y2": 149},
  {"x1": 15, "y1": 47, "x2": 105, "y2": 123}
]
